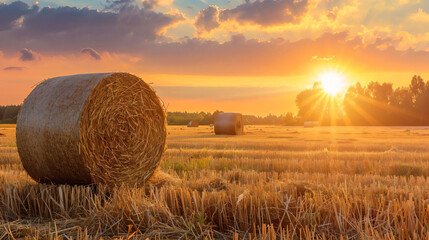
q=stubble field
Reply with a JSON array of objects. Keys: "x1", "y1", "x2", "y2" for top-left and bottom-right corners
[{"x1": 0, "y1": 124, "x2": 429, "y2": 239}]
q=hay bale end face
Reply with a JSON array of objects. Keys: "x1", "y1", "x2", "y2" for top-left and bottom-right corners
[
  {"x1": 16, "y1": 73, "x2": 167, "y2": 186},
  {"x1": 214, "y1": 113, "x2": 244, "y2": 135}
]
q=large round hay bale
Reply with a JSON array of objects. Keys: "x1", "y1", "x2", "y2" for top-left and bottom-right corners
[
  {"x1": 214, "y1": 113, "x2": 244, "y2": 135},
  {"x1": 16, "y1": 73, "x2": 167, "y2": 186}
]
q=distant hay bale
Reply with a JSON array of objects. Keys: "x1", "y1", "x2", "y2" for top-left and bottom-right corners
[
  {"x1": 16, "y1": 73, "x2": 167, "y2": 186},
  {"x1": 304, "y1": 121, "x2": 314, "y2": 128},
  {"x1": 187, "y1": 121, "x2": 199, "y2": 127},
  {"x1": 304, "y1": 121, "x2": 320, "y2": 128},
  {"x1": 214, "y1": 113, "x2": 244, "y2": 135}
]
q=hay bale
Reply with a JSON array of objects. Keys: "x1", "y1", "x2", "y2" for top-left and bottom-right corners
[
  {"x1": 304, "y1": 121, "x2": 314, "y2": 128},
  {"x1": 187, "y1": 121, "x2": 199, "y2": 127},
  {"x1": 214, "y1": 113, "x2": 244, "y2": 135},
  {"x1": 16, "y1": 73, "x2": 166, "y2": 186}
]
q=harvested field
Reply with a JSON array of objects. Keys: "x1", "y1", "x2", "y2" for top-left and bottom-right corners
[{"x1": 0, "y1": 124, "x2": 429, "y2": 239}]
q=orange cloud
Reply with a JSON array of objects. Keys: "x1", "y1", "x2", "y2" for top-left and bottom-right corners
[{"x1": 409, "y1": 8, "x2": 429, "y2": 22}]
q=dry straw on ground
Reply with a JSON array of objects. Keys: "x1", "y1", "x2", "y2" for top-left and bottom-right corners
[
  {"x1": 214, "y1": 113, "x2": 244, "y2": 135},
  {"x1": 16, "y1": 72, "x2": 167, "y2": 186},
  {"x1": 2, "y1": 126, "x2": 429, "y2": 238}
]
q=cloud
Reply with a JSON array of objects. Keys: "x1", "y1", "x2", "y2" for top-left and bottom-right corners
[
  {"x1": 3, "y1": 66, "x2": 24, "y2": 71},
  {"x1": 19, "y1": 48, "x2": 37, "y2": 61},
  {"x1": 80, "y1": 48, "x2": 101, "y2": 60},
  {"x1": 132, "y1": 32, "x2": 429, "y2": 75},
  {"x1": 195, "y1": 6, "x2": 220, "y2": 34},
  {"x1": 219, "y1": 0, "x2": 309, "y2": 27},
  {"x1": 409, "y1": 8, "x2": 429, "y2": 22},
  {"x1": 106, "y1": 0, "x2": 134, "y2": 8},
  {"x1": 3, "y1": 30, "x2": 429, "y2": 76},
  {"x1": 194, "y1": 0, "x2": 309, "y2": 33},
  {"x1": 326, "y1": 6, "x2": 339, "y2": 21},
  {"x1": 142, "y1": 0, "x2": 158, "y2": 9},
  {"x1": 0, "y1": 1, "x2": 185, "y2": 53},
  {"x1": 0, "y1": 1, "x2": 38, "y2": 31},
  {"x1": 107, "y1": 0, "x2": 172, "y2": 10}
]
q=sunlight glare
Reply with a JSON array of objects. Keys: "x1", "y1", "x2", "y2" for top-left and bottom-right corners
[{"x1": 319, "y1": 72, "x2": 346, "y2": 95}]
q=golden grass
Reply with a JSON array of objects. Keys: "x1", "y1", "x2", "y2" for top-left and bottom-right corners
[{"x1": 0, "y1": 125, "x2": 429, "y2": 239}]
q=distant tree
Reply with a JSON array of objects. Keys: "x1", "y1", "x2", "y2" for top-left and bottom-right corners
[
  {"x1": 391, "y1": 87, "x2": 413, "y2": 109},
  {"x1": 415, "y1": 88, "x2": 429, "y2": 125},
  {"x1": 243, "y1": 114, "x2": 285, "y2": 125},
  {"x1": 410, "y1": 75, "x2": 425, "y2": 101},
  {"x1": 344, "y1": 83, "x2": 373, "y2": 125},
  {"x1": 283, "y1": 112, "x2": 295, "y2": 125},
  {"x1": 166, "y1": 110, "x2": 230, "y2": 125},
  {"x1": 296, "y1": 82, "x2": 342, "y2": 125},
  {"x1": 367, "y1": 82, "x2": 393, "y2": 103},
  {"x1": 295, "y1": 82, "x2": 324, "y2": 121}
]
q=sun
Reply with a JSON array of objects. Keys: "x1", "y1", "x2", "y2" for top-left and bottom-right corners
[{"x1": 319, "y1": 72, "x2": 346, "y2": 95}]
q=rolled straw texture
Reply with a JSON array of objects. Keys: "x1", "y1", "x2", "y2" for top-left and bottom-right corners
[
  {"x1": 16, "y1": 73, "x2": 167, "y2": 186},
  {"x1": 214, "y1": 113, "x2": 244, "y2": 135}
]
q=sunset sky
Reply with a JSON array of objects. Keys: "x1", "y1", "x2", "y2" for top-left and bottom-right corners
[{"x1": 1, "y1": 0, "x2": 429, "y2": 115}]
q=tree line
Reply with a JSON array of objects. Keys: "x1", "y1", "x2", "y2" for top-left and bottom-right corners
[
  {"x1": 296, "y1": 75, "x2": 429, "y2": 125},
  {"x1": 167, "y1": 111, "x2": 292, "y2": 125},
  {"x1": 0, "y1": 106, "x2": 294, "y2": 125}
]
